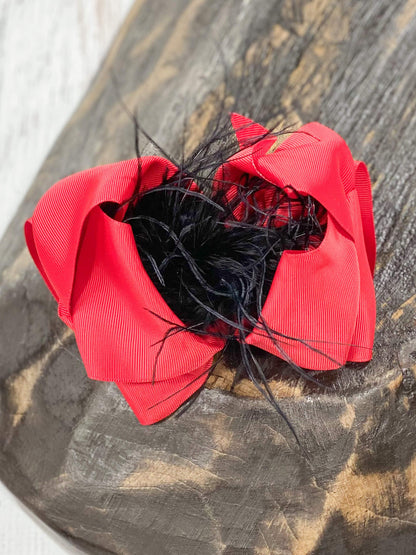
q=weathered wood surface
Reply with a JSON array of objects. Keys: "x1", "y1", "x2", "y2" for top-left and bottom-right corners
[{"x1": 1, "y1": 0, "x2": 416, "y2": 553}]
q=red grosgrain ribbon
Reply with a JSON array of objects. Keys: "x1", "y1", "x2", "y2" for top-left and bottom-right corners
[{"x1": 24, "y1": 113, "x2": 376, "y2": 425}]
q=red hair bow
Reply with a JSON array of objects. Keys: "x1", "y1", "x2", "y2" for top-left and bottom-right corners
[{"x1": 24, "y1": 114, "x2": 376, "y2": 425}]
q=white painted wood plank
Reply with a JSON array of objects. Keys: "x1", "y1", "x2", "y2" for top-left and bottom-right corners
[
  {"x1": 0, "y1": 0, "x2": 135, "y2": 240},
  {"x1": 0, "y1": 482, "x2": 82, "y2": 554},
  {"x1": 0, "y1": 1, "x2": 135, "y2": 552}
]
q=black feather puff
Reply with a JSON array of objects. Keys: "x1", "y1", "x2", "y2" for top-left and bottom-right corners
[{"x1": 120, "y1": 115, "x2": 327, "y2": 435}]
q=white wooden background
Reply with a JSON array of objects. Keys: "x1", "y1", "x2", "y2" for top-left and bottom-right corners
[{"x1": 0, "y1": 1, "x2": 135, "y2": 552}]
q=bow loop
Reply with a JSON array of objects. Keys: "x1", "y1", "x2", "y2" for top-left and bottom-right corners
[
  {"x1": 25, "y1": 157, "x2": 178, "y2": 322},
  {"x1": 230, "y1": 112, "x2": 270, "y2": 148}
]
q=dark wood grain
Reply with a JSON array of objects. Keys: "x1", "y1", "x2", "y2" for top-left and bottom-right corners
[{"x1": 1, "y1": 0, "x2": 416, "y2": 553}]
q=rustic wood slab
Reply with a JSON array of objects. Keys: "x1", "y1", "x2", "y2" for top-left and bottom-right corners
[{"x1": 1, "y1": 0, "x2": 416, "y2": 553}]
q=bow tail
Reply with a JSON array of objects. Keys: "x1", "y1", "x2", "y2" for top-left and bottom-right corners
[{"x1": 115, "y1": 358, "x2": 215, "y2": 425}]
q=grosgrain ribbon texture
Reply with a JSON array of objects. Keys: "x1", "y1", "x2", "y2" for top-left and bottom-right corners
[{"x1": 24, "y1": 114, "x2": 376, "y2": 425}]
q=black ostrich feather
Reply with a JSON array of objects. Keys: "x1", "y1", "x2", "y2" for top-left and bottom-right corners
[{"x1": 114, "y1": 106, "x2": 329, "y2": 439}]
